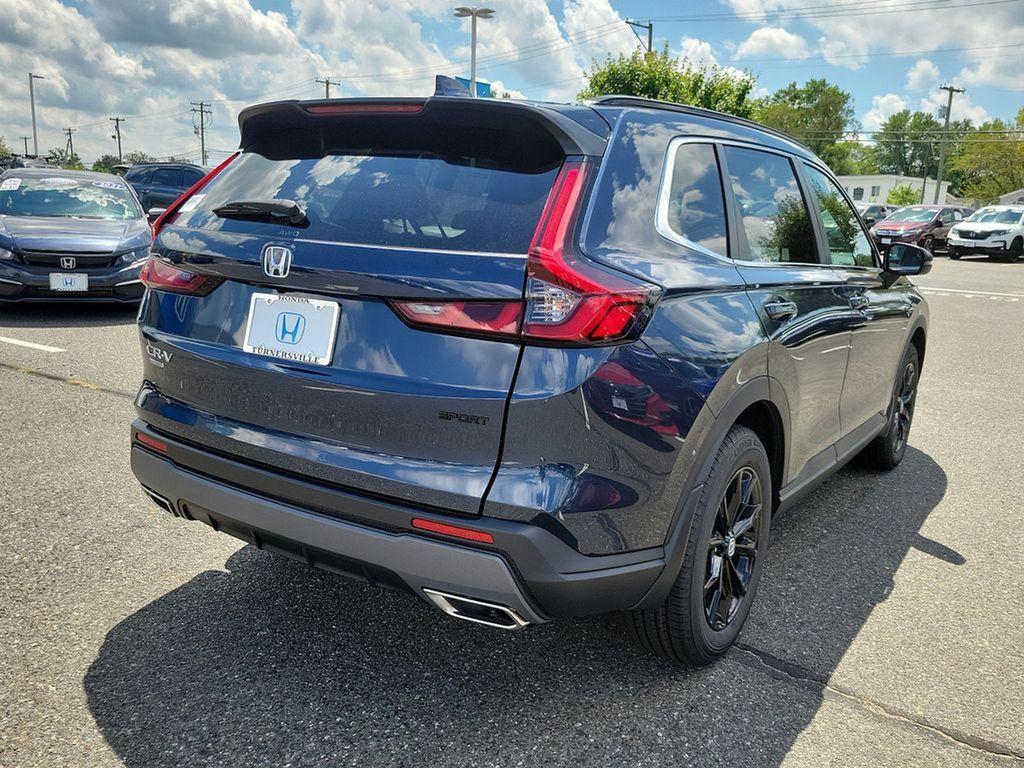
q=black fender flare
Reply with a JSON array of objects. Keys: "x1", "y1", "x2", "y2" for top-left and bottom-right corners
[{"x1": 633, "y1": 374, "x2": 791, "y2": 609}]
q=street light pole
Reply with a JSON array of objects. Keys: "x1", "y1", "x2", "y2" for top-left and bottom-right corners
[
  {"x1": 28, "y1": 72, "x2": 45, "y2": 156},
  {"x1": 454, "y1": 7, "x2": 495, "y2": 98}
]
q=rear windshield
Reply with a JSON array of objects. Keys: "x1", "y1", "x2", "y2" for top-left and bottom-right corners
[
  {"x1": 175, "y1": 152, "x2": 559, "y2": 254},
  {"x1": 0, "y1": 175, "x2": 142, "y2": 220}
]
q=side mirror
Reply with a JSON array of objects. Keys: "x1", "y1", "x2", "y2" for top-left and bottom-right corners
[
  {"x1": 884, "y1": 242, "x2": 932, "y2": 278},
  {"x1": 147, "y1": 207, "x2": 166, "y2": 223}
]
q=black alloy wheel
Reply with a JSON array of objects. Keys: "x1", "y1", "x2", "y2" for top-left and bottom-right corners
[
  {"x1": 704, "y1": 467, "x2": 763, "y2": 631},
  {"x1": 890, "y1": 358, "x2": 918, "y2": 455}
]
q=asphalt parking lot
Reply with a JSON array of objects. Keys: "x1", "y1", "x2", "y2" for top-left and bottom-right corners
[{"x1": 1, "y1": 258, "x2": 1022, "y2": 768}]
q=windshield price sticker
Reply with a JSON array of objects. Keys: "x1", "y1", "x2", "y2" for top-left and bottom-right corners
[
  {"x1": 0, "y1": 178, "x2": 22, "y2": 191},
  {"x1": 40, "y1": 177, "x2": 80, "y2": 186},
  {"x1": 92, "y1": 180, "x2": 126, "y2": 190}
]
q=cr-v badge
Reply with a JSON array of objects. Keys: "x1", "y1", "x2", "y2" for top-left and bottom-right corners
[{"x1": 262, "y1": 245, "x2": 292, "y2": 278}]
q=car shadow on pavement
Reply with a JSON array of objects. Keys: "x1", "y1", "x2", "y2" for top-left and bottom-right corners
[
  {"x1": 0, "y1": 303, "x2": 138, "y2": 328},
  {"x1": 84, "y1": 447, "x2": 951, "y2": 767}
]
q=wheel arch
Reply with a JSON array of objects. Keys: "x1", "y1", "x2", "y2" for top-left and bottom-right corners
[{"x1": 633, "y1": 375, "x2": 791, "y2": 609}]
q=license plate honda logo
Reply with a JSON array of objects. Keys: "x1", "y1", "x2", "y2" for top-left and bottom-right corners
[{"x1": 262, "y1": 245, "x2": 292, "y2": 278}]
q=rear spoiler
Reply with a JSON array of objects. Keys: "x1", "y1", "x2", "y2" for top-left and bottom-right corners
[{"x1": 237, "y1": 97, "x2": 609, "y2": 161}]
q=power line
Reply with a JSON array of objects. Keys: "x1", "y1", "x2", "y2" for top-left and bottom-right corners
[
  {"x1": 625, "y1": 19, "x2": 654, "y2": 53},
  {"x1": 650, "y1": 0, "x2": 1023, "y2": 23}
]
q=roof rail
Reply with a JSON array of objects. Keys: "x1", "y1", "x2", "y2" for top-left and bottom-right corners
[{"x1": 588, "y1": 95, "x2": 815, "y2": 154}]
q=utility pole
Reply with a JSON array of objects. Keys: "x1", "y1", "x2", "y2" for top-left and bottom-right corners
[
  {"x1": 28, "y1": 72, "x2": 45, "y2": 156},
  {"x1": 933, "y1": 84, "x2": 965, "y2": 204},
  {"x1": 63, "y1": 127, "x2": 76, "y2": 159},
  {"x1": 454, "y1": 7, "x2": 495, "y2": 97},
  {"x1": 625, "y1": 19, "x2": 654, "y2": 53},
  {"x1": 316, "y1": 76, "x2": 341, "y2": 99},
  {"x1": 190, "y1": 101, "x2": 212, "y2": 166},
  {"x1": 109, "y1": 117, "x2": 125, "y2": 162},
  {"x1": 18, "y1": 136, "x2": 30, "y2": 156}
]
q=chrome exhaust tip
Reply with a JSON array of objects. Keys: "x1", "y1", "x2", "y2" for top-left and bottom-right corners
[
  {"x1": 141, "y1": 486, "x2": 175, "y2": 516},
  {"x1": 422, "y1": 588, "x2": 530, "y2": 630}
]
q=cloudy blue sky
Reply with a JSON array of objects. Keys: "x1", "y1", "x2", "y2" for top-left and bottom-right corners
[{"x1": 2, "y1": 0, "x2": 1022, "y2": 164}]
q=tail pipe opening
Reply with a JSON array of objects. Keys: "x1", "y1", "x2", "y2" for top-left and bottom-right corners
[
  {"x1": 422, "y1": 588, "x2": 530, "y2": 630},
  {"x1": 141, "y1": 485, "x2": 176, "y2": 516}
]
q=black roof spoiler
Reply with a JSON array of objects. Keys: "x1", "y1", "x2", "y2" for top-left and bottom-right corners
[{"x1": 237, "y1": 97, "x2": 609, "y2": 158}]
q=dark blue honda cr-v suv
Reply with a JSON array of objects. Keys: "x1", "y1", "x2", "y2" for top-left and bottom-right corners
[{"x1": 130, "y1": 95, "x2": 930, "y2": 665}]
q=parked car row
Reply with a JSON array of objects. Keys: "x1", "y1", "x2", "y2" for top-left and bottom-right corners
[{"x1": 864, "y1": 203, "x2": 1024, "y2": 261}]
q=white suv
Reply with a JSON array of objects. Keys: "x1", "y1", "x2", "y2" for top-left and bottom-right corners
[{"x1": 948, "y1": 206, "x2": 1024, "y2": 261}]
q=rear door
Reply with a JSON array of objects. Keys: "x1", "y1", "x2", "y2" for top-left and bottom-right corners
[
  {"x1": 138, "y1": 101, "x2": 587, "y2": 513},
  {"x1": 722, "y1": 145, "x2": 853, "y2": 486}
]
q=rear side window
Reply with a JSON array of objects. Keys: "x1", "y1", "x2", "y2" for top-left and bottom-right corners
[
  {"x1": 723, "y1": 147, "x2": 817, "y2": 264},
  {"x1": 176, "y1": 152, "x2": 558, "y2": 254},
  {"x1": 804, "y1": 165, "x2": 874, "y2": 268},
  {"x1": 151, "y1": 168, "x2": 181, "y2": 187},
  {"x1": 659, "y1": 141, "x2": 727, "y2": 257},
  {"x1": 125, "y1": 168, "x2": 150, "y2": 184},
  {"x1": 182, "y1": 168, "x2": 204, "y2": 185}
]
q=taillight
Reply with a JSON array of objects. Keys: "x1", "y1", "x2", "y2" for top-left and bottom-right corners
[
  {"x1": 523, "y1": 160, "x2": 659, "y2": 344},
  {"x1": 140, "y1": 257, "x2": 219, "y2": 296},
  {"x1": 151, "y1": 151, "x2": 238, "y2": 239},
  {"x1": 385, "y1": 158, "x2": 659, "y2": 346},
  {"x1": 391, "y1": 300, "x2": 521, "y2": 339}
]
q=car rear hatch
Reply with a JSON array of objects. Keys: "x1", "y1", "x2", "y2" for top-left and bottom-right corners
[{"x1": 136, "y1": 97, "x2": 609, "y2": 514}]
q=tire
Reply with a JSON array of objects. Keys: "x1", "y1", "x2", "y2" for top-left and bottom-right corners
[
  {"x1": 631, "y1": 425, "x2": 771, "y2": 666},
  {"x1": 922, "y1": 235, "x2": 934, "y2": 252},
  {"x1": 1010, "y1": 238, "x2": 1023, "y2": 262},
  {"x1": 949, "y1": 250, "x2": 962, "y2": 260},
  {"x1": 858, "y1": 345, "x2": 920, "y2": 471}
]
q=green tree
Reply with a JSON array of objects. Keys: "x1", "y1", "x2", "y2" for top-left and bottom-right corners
[
  {"x1": 92, "y1": 154, "x2": 122, "y2": 174},
  {"x1": 44, "y1": 147, "x2": 84, "y2": 170},
  {"x1": 753, "y1": 79, "x2": 858, "y2": 171},
  {"x1": 578, "y1": 47, "x2": 756, "y2": 118},
  {"x1": 871, "y1": 110, "x2": 967, "y2": 182},
  {"x1": 123, "y1": 150, "x2": 155, "y2": 165},
  {"x1": 0, "y1": 136, "x2": 11, "y2": 160},
  {"x1": 887, "y1": 184, "x2": 921, "y2": 205},
  {"x1": 952, "y1": 109, "x2": 1024, "y2": 202}
]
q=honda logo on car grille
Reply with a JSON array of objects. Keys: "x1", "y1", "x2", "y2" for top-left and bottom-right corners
[
  {"x1": 60, "y1": 257, "x2": 76, "y2": 269},
  {"x1": 262, "y1": 245, "x2": 292, "y2": 278}
]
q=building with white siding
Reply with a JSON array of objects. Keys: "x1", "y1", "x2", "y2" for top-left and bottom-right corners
[{"x1": 836, "y1": 174, "x2": 952, "y2": 205}]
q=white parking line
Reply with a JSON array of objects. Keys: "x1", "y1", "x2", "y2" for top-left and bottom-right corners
[
  {"x1": 919, "y1": 286, "x2": 1024, "y2": 299},
  {"x1": 0, "y1": 335, "x2": 67, "y2": 353}
]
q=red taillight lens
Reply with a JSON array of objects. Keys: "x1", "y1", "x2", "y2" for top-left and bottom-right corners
[
  {"x1": 151, "y1": 151, "x2": 238, "y2": 239},
  {"x1": 524, "y1": 160, "x2": 659, "y2": 344},
  {"x1": 411, "y1": 517, "x2": 494, "y2": 544},
  {"x1": 140, "y1": 257, "x2": 218, "y2": 295},
  {"x1": 135, "y1": 431, "x2": 168, "y2": 453},
  {"x1": 390, "y1": 299, "x2": 521, "y2": 339}
]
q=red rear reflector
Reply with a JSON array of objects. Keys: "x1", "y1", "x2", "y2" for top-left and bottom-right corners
[
  {"x1": 140, "y1": 257, "x2": 218, "y2": 296},
  {"x1": 411, "y1": 518, "x2": 494, "y2": 544},
  {"x1": 152, "y1": 151, "x2": 238, "y2": 239},
  {"x1": 391, "y1": 299, "x2": 521, "y2": 338},
  {"x1": 135, "y1": 432, "x2": 168, "y2": 453},
  {"x1": 305, "y1": 103, "x2": 423, "y2": 115},
  {"x1": 523, "y1": 160, "x2": 659, "y2": 344}
]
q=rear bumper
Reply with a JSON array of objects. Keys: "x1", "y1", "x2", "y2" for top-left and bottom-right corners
[
  {"x1": 0, "y1": 261, "x2": 145, "y2": 302},
  {"x1": 129, "y1": 420, "x2": 667, "y2": 622}
]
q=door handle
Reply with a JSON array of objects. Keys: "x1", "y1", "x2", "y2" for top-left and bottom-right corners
[
  {"x1": 763, "y1": 297, "x2": 798, "y2": 321},
  {"x1": 848, "y1": 294, "x2": 870, "y2": 311}
]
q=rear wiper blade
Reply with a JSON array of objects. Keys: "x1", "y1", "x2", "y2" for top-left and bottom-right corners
[{"x1": 212, "y1": 199, "x2": 306, "y2": 225}]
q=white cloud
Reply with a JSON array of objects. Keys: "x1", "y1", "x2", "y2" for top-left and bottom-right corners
[
  {"x1": 905, "y1": 59, "x2": 940, "y2": 91},
  {"x1": 863, "y1": 93, "x2": 908, "y2": 131},
  {"x1": 734, "y1": 27, "x2": 811, "y2": 60},
  {"x1": 678, "y1": 37, "x2": 719, "y2": 67},
  {"x1": 920, "y1": 89, "x2": 990, "y2": 124}
]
